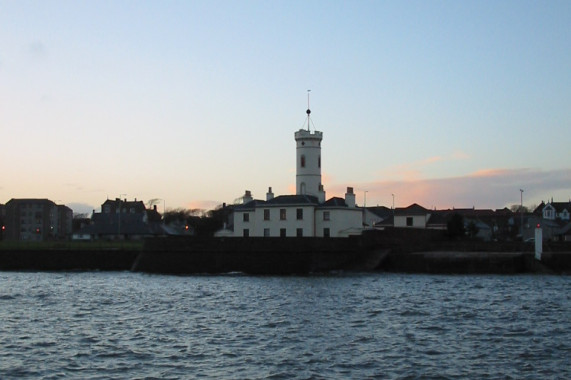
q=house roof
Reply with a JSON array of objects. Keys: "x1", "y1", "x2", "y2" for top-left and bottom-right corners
[
  {"x1": 321, "y1": 197, "x2": 348, "y2": 207},
  {"x1": 365, "y1": 206, "x2": 392, "y2": 218},
  {"x1": 236, "y1": 194, "x2": 352, "y2": 210},
  {"x1": 395, "y1": 203, "x2": 429, "y2": 216},
  {"x1": 546, "y1": 202, "x2": 571, "y2": 213}
]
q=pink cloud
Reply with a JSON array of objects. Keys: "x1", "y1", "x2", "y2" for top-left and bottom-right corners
[{"x1": 328, "y1": 168, "x2": 571, "y2": 210}]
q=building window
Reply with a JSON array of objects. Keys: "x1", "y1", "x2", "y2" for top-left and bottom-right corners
[
  {"x1": 318, "y1": 156, "x2": 321, "y2": 168},
  {"x1": 280, "y1": 228, "x2": 286, "y2": 237},
  {"x1": 323, "y1": 211, "x2": 330, "y2": 221},
  {"x1": 296, "y1": 208, "x2": 303, "y2": 220},
  {"x1": 301, "y1": 155, "x2": 306, "y2": 168},
  {"x1": 324, "y1": 228, "x2": 330, "y2": 238},
  {"x1": 406, "y1": 217, "x2": 413, "y2": 227},
  {"x1": 264, "y1": 228, "x2": 270, "y2": 237},
  {"x1": 243, "y1": 213, "x2": 249, "y2": 222},
  {"x1": 243, "y1": 229, "x2": 249, "y2": 237},
  {"x1": 296, "y1": 228, "x2": 303, "y2": 237},
  {"x1": 264, "y1": 209, "x2": 270, "y2": 221},
  {"x1": 280, "y1": 209, "x2": 287, "y2": 220}
]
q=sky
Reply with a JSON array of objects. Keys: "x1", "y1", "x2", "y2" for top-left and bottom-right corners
[{"x1": 1, "y1": 0, "x2": 570, "y2": 215}]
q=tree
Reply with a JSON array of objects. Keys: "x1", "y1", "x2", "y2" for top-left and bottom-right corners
[
  {"x1": 510, "y1": 204, "x2": 530, "y2": 213},
  {"x1": 447, "y1": 213, "x2": 465, "y2": 239},
  {"x1": 466, "y1": 220, "x2": 480, "y2": 239}
]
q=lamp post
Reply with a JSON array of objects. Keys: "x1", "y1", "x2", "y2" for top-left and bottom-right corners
[
  {"x1": 520, "y1": 189, "x2": 524, "y2": 240},
  {"x1": 392, "y1": 194, "x2": 395, "y2": 215}
]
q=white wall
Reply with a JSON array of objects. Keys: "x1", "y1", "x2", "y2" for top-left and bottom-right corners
[
  {"x1": 232, "y1": 205, "x2": 363, "y2": 237},
  {"x1": 394, "y1": 214, "x2": 430, "y2": 228},
  {"x1": 315, "y1": 208, "x2": 363, "y2": 237},
  {"x1": 233, "y1": 205, "x2": 316, "y2": 237}
]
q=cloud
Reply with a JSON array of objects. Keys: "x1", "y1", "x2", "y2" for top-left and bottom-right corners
[
  {"x1": 378, "y1": 152, "x2": 469, "y2": 181},
  {"x1": 328, "y1": 168, "x2": 571, "y2": 209}
]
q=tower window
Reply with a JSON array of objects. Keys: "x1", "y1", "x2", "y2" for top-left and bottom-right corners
[
  {"x1": 301, "y1": 155, "x2": 306, "y2": 168},
  {"x1": 318, "y1": 156, "x2": 321, "y2": 168}
]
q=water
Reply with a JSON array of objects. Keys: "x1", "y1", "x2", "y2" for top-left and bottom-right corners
[{"x1": 0, "y1": 272, "x2": 570, "y2": 379}]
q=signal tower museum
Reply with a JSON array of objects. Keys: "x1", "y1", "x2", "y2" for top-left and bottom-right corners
[{"x1": 228, "y1": 107, "x2": 363, "y2": 238}]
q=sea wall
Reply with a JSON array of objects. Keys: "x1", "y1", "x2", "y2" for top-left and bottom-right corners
[
  {"x1": 0, "y1": 249, "x2": 138, "y2": 271},
  {"x1": 136, "y1": 236, "x2": 382, "y2": 274},
  {"x1": 0, "y1": 233, "x2": 570, "y2": 274}
]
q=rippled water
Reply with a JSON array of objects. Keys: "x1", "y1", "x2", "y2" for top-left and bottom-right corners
[{"x1": 0, "y1": 272, "x2": 570, "y2": 379}]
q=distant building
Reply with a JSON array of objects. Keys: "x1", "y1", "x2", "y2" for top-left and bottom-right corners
[
  {"x1": 226, "y1": 108, "x2": 364, "y2": 238},
  {"x1": 3, "y1": 199, "x2": 72, "y2": 241},
  {"x1": 541, "y1": 200, "x2": 571, "y2": 221},
  {"x1": 530, "y1": 200, "x2": 571, "y2": 242},
  {"x1": 375, "y1": 205, "x2": 517, "y2": 241},
  {"x1": 76, "y1": 198, "x2": 165, "y2": 240}
]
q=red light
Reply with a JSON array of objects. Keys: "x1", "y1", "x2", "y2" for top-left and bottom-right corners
[
  {"x1": 536, "y1": 224, "x2": 541, "y2": 228},
  {"x1": 1, "y1": 226, "x2": 5, "y2": 231},
  {"x1": 185, "y1": 225, "x2": 189, "y2": 230}
]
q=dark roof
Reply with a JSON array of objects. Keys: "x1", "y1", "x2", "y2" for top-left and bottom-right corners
[
  {"x1": 395, "y1": 203, "x2": 429, "y2": 216},
  {"x1": 321, "y1": 197, "x2": 347, "y2": 207},
  {"x1": 102, "y1": 199, "x2": 146, "y2": 214},
  {"x1": 235, "y1": 194, "x2": 321, "y2": 210},
  {"x1": 547, "y1": 202, "x2": 571, "y2": 213},
  {"x1": 365, "y1": 206, "x2": 392, "y2": 218},
  {"x1": 268, "y1": 195, "x2": 320, "y2": 205},
  {"x1": 6, "y1": 198, "x2": 56, "y2": 205}
]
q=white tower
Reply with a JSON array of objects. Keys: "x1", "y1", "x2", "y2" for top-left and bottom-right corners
[{"x1": 295, "y1": 105, "x2": 326, "y2": 203}]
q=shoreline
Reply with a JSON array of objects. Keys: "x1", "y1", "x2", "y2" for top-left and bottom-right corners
[{"x1": 0, "y1": 247, "x2": 569, "y2": 275}]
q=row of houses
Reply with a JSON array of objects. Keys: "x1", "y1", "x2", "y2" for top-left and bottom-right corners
[
  {"x1": 363, "y1": 201, "x2": 571, "y2": 242},
  {"x1": 2, "y1": 106, "x2": 570, "y2": 242},
  {"x1": 1, "y1": 197, "x2": 570, "y2": 242}
]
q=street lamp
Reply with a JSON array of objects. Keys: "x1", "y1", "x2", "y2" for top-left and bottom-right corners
[{"x1": 520, "y1": 189, "x2": 524, "y2": 240}]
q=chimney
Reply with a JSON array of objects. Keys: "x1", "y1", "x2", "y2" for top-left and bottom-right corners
[
  {"x1": 345, "y1": 187, "x2": 356, "y2": 208},
  {"x1": 318, "y1": 184, "x2": 326, "y2": 203},
  {"x1": 243, "y1": 190, "x2": 253, "y2": 204},
  {"x1": 266, "y1": 187, "x2": 274, "y2": 201}
]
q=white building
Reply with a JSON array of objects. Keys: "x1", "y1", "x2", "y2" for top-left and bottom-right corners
[{"x1": 227, "y1": 108, "x2": 363, "y2": 238}]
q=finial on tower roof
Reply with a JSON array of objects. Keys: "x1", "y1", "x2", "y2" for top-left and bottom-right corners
[{"x1": 306, "y1": 89, "x2": 312, "y2": 131}]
